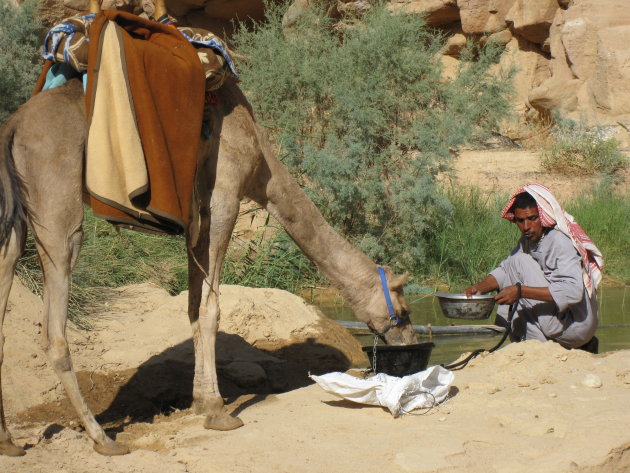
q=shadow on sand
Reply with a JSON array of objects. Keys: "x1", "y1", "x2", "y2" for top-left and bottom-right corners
[{"x1": 86, "y1": 332, "x2": 354, "y2": 430}]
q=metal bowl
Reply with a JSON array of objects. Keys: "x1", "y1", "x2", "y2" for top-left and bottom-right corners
[{"x1": 434, "y1": 293, "x2": 496, "y2": 320}]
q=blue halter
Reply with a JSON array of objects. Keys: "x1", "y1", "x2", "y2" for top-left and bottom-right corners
[{"x1": 377, "y1": 266, "x2": 405, "y2": 326}]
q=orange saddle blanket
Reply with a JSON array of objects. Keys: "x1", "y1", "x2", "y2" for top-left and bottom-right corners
[{"x1": 36, "y1": 10, "x2": 206, "y2": 234}]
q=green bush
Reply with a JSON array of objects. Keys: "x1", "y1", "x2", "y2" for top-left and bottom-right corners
[
  {"x1": 541, "y1": 117, "x2": 628, "y2": 175},
  {"x1": 74, "y1": 211, "x2": 188, "y2": 294},
  {"x1": 423, "y1": 183, "x2": 630, "y2": 289},
  {"x1": 234, "y1": 2, "x2": 514, "y2": 274},
  {"x1": 0, "y1": 0, "x2": 42, "y2": 122},
  {"x1": 16, "y1": 189, "x2": 627, "y2": 324},
  {"x1": 17, "y1": 207, "x2": 319, "y2": 322},
  {"x1": 566, "y1": 183, "x2": 630, "y2": 284},
  {"x1": 16, "y1": 209, "x2": 189, "y2": 325},
  {"x1": 222, "y1": 227, "x2": 322, "y2": 292},
  {"x1": 424, "y1": 186, "x2": 514, "y2": 289}
]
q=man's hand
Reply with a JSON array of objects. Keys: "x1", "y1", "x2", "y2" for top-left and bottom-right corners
[
  {"x1": 494, "y1": 285, "x2": 520, "y2": 305},
  {"x1": 464, "y1": 285, "x2": 482, "y2": 298},
  {"x1": 463, "y1": 275, "x2": 499, "y2": 299}
]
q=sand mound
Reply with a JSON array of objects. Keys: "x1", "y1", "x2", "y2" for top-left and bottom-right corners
[
  {"x1": 2, "y1": 279, "x2": 630, "y2": 473},
  {"x1": 2, "y1": 278, "x2": 364, "y2": 417}
]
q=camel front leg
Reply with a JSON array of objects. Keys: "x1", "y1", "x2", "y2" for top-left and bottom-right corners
[
  {"x1": 188, "y1": 185, "x2": 243, "y2": 431},
  {"x1": 0, "y1": 226, "x2": 26, "y2": 456},
  {"x1": 35, "y1": 226, "x2": 128, "y2": 456}
]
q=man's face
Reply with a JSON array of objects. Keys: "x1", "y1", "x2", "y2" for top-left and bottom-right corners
[{"x1": 514, "y1": 206, "x2": 544, "y2": 242}]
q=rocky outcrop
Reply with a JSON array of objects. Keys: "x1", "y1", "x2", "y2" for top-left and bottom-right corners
[
  {"x1": 457, "y1": 0, "x2": 516, "y2": 34},
  {"x1": 399, "y1": 0, "x2": 629, "y2": 139},
  {"x1": 505, "y1": 0, "x2": 557, "y2": 46},
  {"x1": 57, "y1": 0, "x2": 630, "y2": 140},
  {"x1": 283, "y1": 0, "x2": 630, "y2": 137},
  {"x1": 389, "y1": 0, "x2": 460, "y2": 25},
  {"x1": 408, "y1": 0, "x2": 629, "y2": 137},
  {"x1": 529, "y1": 0, "x2": 630, "y2": 126}
]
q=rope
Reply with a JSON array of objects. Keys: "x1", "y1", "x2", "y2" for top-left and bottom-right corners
[
  {"x1": 377, "y1": 266, "x2": 400, "y2": 323},
  {"x1": 399, "y1": 390, "x2": 438, "y2": 416}
]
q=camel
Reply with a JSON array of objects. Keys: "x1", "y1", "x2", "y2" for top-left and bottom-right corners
[{"x1": 0, "y1": 45, "x2": 417, "y2": 457}]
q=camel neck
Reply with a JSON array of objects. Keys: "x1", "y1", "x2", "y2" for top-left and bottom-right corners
[
  {"x1": 268, "y1": 198, "x2": 380, "y2": 303},
  {"x1": 258, "y1": 155, "x2": 381, "y2": 313}
]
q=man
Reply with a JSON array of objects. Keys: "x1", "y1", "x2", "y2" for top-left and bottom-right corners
[{"x1": 464, "y1": 184, "x2": 603, "y2": 352}]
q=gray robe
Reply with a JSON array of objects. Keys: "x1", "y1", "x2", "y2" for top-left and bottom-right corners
[{"x1": 490, "y1": 228, "x2": 598, "y2": 348}]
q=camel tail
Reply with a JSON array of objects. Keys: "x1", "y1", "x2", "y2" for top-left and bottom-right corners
[{"x1": 0, "y1": 120, "x2": 27, "y2": 248}]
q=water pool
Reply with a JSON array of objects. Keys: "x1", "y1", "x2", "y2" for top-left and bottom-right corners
[{"x1": 313, "y1": 286, "x2": 629, "y2": 365}]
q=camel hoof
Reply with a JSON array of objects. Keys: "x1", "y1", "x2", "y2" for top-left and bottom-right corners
[
  {"x1": 93, "y1": 439, "x2": 129, "y2": 456},
  {"x1": 0, "y1": 439, "x2": 26, "y2": 457},
  {"x1": 203, "y1": 412, "x2": 244, "y2": 431}
]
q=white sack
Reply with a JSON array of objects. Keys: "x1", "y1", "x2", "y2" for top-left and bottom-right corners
[{"x1": 310, "y1": 366, "x2": 454, "y2": 417}]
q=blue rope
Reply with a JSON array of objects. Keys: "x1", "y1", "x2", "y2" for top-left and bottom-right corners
[
  {"x1": 42, "y1": 14, "x2": 95, "y2": 63},
  {"x1": 377, "y1": 266, "x2": 403, "y2": 325}
]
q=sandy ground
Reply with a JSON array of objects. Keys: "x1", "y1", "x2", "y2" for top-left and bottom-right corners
[
  {"x1": 445, "y1": 148, "x2": 630, "y2": 201},
  {"x1": 1, "y1": 149, "x2": 629, "y2": 472}
]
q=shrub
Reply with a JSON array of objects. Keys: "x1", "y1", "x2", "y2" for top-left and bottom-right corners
[
  {"x1": 16, "y1": 209, "x2": 189, "y2": 325},
  {"x1": 16, "y1": 208, "x2": 319, "y2": 321},
  {"x1": 222, "y1": 227, "x2": 322, "y2": 292},
  {"x1": 234, "y1": 2, "x2": 514, "y2": 273},
  {"x1": 566, "y1": 183, "x2": 630, "y2": 284},
  {"x1": 0, "y1": 0, "x2": 42, "y2": 122},
  {"x1": 74, "y1": 211, "x2": 188, "y2": 294},
  {"x1": 424, "y1": 186, "x2": 514, "y2": 289},
  {"x1": 424, "y1": 183, "x2": 630, "y2": 289},
  {"x1": 541, "y1": 117, "x2": 628, "y2": 175}
]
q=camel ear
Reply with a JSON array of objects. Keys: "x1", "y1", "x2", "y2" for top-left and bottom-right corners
[{"x1": 389, "y1": 272, "x2": 409, "y2": 290}]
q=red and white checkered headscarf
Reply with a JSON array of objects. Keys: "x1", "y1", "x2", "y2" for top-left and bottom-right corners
[{"x1": 501, "y1": 184, "x2": 604, "y2": 296}]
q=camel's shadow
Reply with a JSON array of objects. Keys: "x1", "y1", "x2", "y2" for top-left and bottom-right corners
[{"x1": 92, "y1": 332, "x2": 353, "y2": 430}]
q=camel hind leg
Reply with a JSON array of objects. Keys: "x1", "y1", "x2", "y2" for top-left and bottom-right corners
[
  {"x1": 0, "y1": 224, "x2": 26, "y2": 456},
  {"x1": 30, "y1": 209, "x2": 128, "y2": 455},
  {"x1": 8, "y1": 80, "x2": 127, "y2": 455}
]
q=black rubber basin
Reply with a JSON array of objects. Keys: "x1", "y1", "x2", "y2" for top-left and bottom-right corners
[{"x1": 362, "y1": 342, "x2": 435, "y2": 377}]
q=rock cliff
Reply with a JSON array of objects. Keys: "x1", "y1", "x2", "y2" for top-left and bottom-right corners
[{"x1": 57, "y1": 0, "x2": 630, "y2": 140}]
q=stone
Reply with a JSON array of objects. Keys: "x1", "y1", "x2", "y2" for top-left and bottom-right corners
[
  {"x1": 443, "y1": 32, "x2": 467, "y2": 55},
  {"x1": 457, "y1": 0, "x2": 517, "y2": 34},
  {"x1": 530, "y1": 0, "x2": 630, "y2": 123},
  {"x1": 63, "y1": 0, "x2": 89, "y2": 9},
  {"x1": 529, "y1": 77, "x2": 581, "y2": 113},
  {"x1": 581, "y1": 374, "x2": 603, "y2": 388},
  {"x1": 389, "y1": 0, "x2": 460, "y2": 26},
  {"x1": 497, "y1": 36, "x2": 551, "y2": 116},
  {"x1": 483, "y1": 27, "x2": 513, "y2": 45},
  {"x1": 505, "y1": 0, "x2": 558, "y2": 44}
]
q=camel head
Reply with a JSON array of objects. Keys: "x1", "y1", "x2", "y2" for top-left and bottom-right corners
[{"x1": 362, "y1": 267, "x2": 417, "y2": 345}]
